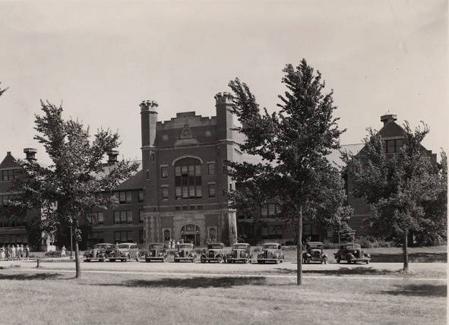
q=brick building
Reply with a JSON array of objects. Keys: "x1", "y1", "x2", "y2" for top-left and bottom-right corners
[
  {"x1": 140, "y1": 93, "x2": 239, "y2": 246},
  {"x1": 0, "y1": 151, "x2": 30, "y2": 245},
  {"x1": 342, "y1": 113, "x2": 437, "y2": 236}
]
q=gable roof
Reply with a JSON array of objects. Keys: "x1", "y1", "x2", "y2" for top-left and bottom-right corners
[
  {"x1": 117, "y1": 169, "x2": 144, "y2": 191},
  {"x1": 0, "y1": 152, "x2": 20, "y2": 169}
]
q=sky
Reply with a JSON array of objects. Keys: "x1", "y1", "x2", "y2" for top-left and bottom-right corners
[{"x1": 0, "y1": 0, "x2": 447, "y2": 164}]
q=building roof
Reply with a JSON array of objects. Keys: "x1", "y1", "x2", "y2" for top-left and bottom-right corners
[
  {"x1": 0, "y1": 152, "x2": 20, "y2": 169},
  {"x1": 117, "y1": 169, "x2": 144, "y2": 191}
]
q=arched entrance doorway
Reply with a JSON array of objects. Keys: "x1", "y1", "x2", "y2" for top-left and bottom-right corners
[{"x1": 180, "y1": 224, "x2": 200, "y2": 246}]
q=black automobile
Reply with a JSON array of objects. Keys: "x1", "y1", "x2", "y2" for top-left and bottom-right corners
[
  {"x1": 302, "y1": 241, "x2": 328, "y2": 264},
  {"x1": 174, "y1": 243, "x2": 196, "y2": 263},
  {"x1": 144, "y1": 243, "x2": 168, "y2": 262},
  {"x1": 200, "y1": 242, "x2": 225, "y2": 263},
  {"x1": 257, "y1": 243, "x2": 284, "y2": 264},
  {"x1": 334, "y1": 243, "x2": 370, "y2": 264},
  {"x1": 226, "y1": 243, "x2": 251, "y2": 263},
  {"x1": 84, "y1": 243, "x2": 114, "y2": 262}
]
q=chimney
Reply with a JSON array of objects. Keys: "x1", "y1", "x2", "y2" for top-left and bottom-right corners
[
  {"x1": 23, "y1": 148, "x2": 37, "y2": 162},
  {"x1": 380, "y1": 114, "x2": 397, "y2": 126},
  {"x1": 140, "y1": 100, "x2": 158, "y2": 148},
  {"x1": 107, "y1": 150, "x2": 119, "y2": 165},
  {"x1": 215, "y1": 92, "x2": 234, "y2": 140}
]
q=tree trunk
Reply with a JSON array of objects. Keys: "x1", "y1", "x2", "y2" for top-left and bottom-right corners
[
  {"x1": 297, "y1": 205, "x2": 303, "y2": 286},
  {"x1": 74, "y1": 240, "x2": 81, "y2": 278},
  {"x1": 402, "y1": 229, "x2": 409, "y2": 273}
]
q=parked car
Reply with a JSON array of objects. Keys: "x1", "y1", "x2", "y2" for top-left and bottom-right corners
[
  {"x1": 200, "y1": 242, "x2": 225, "y2": 263},
  {"x1": 226, "y1": 243, "x2": 251, "y2": 263},
  {"x1": 107, "y1": 242, "x2": 140, "y2": 262},
  {"x1": 257, "y1": 243, "x2": 284, "y2": 264},
  {"x1": 144, "y1": 243, "x2": 168, "y2": 262},
  {"x1": 84, "y1": 243, "x2": 114, "y2": 262},
  {"x1": 302, "y1": 241, "x2": 327, "y2": 264},
  {"x1": 174, "y1": 243, "x2": 196, "y2": 262},
  {"x1": 334, "y1": 243, "x2": 371, "y2": 264}
]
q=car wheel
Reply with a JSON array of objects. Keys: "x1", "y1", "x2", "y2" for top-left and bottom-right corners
[
  {"x1": 336, "y1": 258, "x2": 340, "y2": 264},
  {"x1": 110, "y1": 259, "x2": 115, "y2": 262},
  {"x1": 85, "y1": 259, "x2": 90, "y2": 262},
  {"x1": 366, "y1": 260, "x2": 369, "y2": 265}
]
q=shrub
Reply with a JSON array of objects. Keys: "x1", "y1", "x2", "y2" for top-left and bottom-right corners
[
  {"x1": 357, "y1": 236, "x2": 392, "y2": 248},
  {"x1": 44, "y1": 251, "x2": 62, "y2": 258}
]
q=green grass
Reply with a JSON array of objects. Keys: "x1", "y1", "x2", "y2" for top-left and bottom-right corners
[
  {"x1": 281, "y1": 245, "x2": 447, "y2": 263},
  {"x1": 0, "y1": 270, "x2": 446, "y2": 325}
]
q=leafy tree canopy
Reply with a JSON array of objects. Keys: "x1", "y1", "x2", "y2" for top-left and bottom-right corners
[
  {"x1": 227, "y1": 59, "x2": 348, "y2": 285},
  {"x1": 14, "y1": 101, "x2": 139, "y2": 277}
]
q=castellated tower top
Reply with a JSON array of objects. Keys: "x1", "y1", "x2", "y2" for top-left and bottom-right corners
[
  {"x1": 214, "y1": 92, "x2": 233, "y2": 105},
  {"x1": 140, "y1": 100, "x2": 159, "y2": 112}
]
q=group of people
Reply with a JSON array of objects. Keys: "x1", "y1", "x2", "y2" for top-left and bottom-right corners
[{"x1": 0, "y1": 244, "x2": 30, "y2": 260}]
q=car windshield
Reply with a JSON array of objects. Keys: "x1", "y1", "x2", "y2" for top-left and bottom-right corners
[
  {"x1": 232, "y1": 244, "x2": 248, "y2": 249},
  {"x1": 94, "y1": 244, "x2": 111, "y2": 249},
  {"x1": 178, "y1": 244, "x2": 192, "y2": 249},
  {"x1": 263, "y1": 244, "x2": 279, "y2": 249},
  {"x1": 208, "y1": 244, "x2": 223, "y2": 249},
  {"x1": 118, "y1": 244, "x2": 130, "y2": 249},
  {"x1": 345, "y1": 244, "x2": 360, "y2": 250}
]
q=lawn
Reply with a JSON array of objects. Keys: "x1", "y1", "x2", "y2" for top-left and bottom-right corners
[
  {"x1": 281, "y1": 245, "x2": 447, "y2": 263},
  {"x1": 0, "y1": 269, "x2": 446, "y2": 325}
]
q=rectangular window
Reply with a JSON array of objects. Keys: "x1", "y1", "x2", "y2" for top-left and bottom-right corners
[
  {"x1": 113, "y1": 211, "x2": 132, "y2": 224},
  {"x1": 119, "y1": 191, "x2": 132, "y2": 204},
  {"x1": 261, "y1": 205, "x2": 268, "y2": 217},
  {"x1": 114, "y1": 231, "x2": 132, "y2": 243},
  {"x1": 138, "y1": 190, "x2": 144, "y2": 202},
  {"x1": 207, "y1": 162, "x2": 216, "y2": 175},
  {"x1": 161, "y1": 187, "x2": 169, "y2": 199},
  {"x1": 268, "y1": 204, "x2": 276, "y2": 216},
  {"x1": 97, "y1": 212, "x2": 104, "y2": 224},
  {"x1": 387, "y1": 140, "x2": 395, "y2": 153},
  {"x1": 139, "y1": 210, "x2": 144, "y2": 223},
  {"x1": 175, "y1": 166, "x2": 181, "y2": 177},
  {"x1": 113, "y1": 211, "x2": 120, "y2": 224},
  {"x1": 175, "y1": 186, "x2": 181, "y2": 199},
  {"x1": 208, "y1": 184, "x2": 216, "y2": 198},
  {"x1": 161, "y1": 166, "x2": 168, "y2": 178},
  {"x1": 1, "y1": 169, "x2": 15, "y2": 182}
]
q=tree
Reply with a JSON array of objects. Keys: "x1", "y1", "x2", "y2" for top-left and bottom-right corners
[
  {"x1": 228, "y1": 162, "x2": 279, "y2": 244},
  {"x1": 228, "y1": 59, "x2": 346, "y2": 285},
  {"x1": 344, "y1": 123, "x2": 447, "y2": 272},
  {"x1": 15, "y1": 101, "x2": 138, "y2": 278}
]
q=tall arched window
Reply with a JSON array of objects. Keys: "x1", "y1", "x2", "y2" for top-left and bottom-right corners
[{"x1": 174, "y1": 157, "x2": 202, "y2": 199}]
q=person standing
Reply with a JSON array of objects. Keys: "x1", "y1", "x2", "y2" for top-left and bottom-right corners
[
  {"x1": 25, "y1": 244, "x2": 30, "y2": 259},
  {"x1": 11, "y1": 244, "x2": 16, "y2": 260},
  {"x1": 0, "y1": 246, "x2": 5, "y2": 260},
  {"x1": 61, "y1": 245, "x2": 66, "y2": 257}
]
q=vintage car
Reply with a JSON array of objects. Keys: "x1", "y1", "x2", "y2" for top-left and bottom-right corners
[
  {"x1": 200, "y1": 242, "x2": 225, "y2": 263},
  {"x1": 174, "y1": 243, "x2": 196, "y2": 263},
  {"x1": 226, "y1": 243, "x2": 251, "y2": 263},
  {"x1": 144, "y1": 243, "x2": 168, "y2": 262},
  {"x1": 334, "y1": 243, "x2": 371, "y2": 264},
  {"x1": 107, "y1": 242, "x2": 140, "y2": 262},
  {"x1": 302, "y1": 241, "x2": 328, "y2": 264},
  {"x1": 83, "y1": 243, "x2": 114, "y2": 262},
  {"x1": 257, "y1": 243, "x2": 284, "y2": 264}
]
